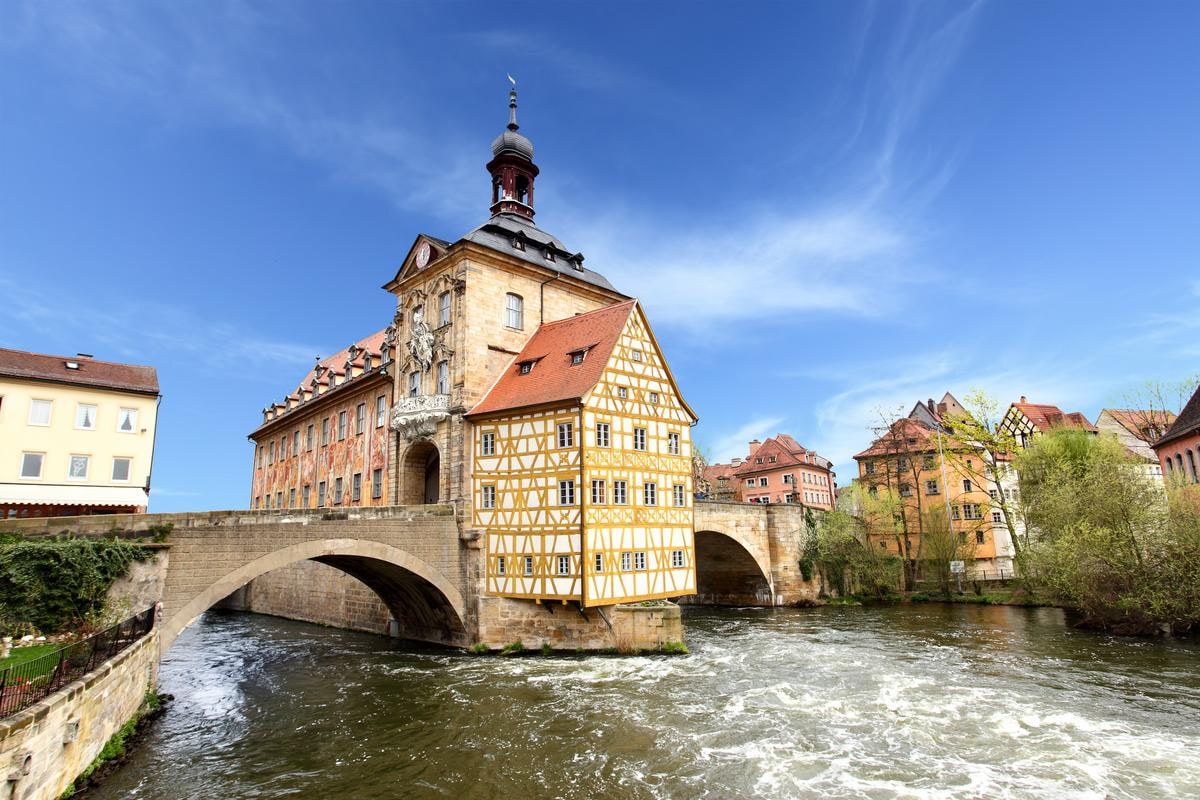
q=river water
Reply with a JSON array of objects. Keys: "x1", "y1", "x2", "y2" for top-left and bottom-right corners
[{"x1": 89, "y1": 605, "x2": 1200, "y2": 800}]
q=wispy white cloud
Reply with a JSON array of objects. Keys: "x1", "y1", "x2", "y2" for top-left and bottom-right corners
[
  {"x1": 0, "y1": 273, "x2": 318, "y2": 377},
  {"x1": 699, "y1": 415, "x2": 788, "y2": 464}
]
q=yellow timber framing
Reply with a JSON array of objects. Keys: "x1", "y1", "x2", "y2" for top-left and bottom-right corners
[{"x1": 471, "y1": 301, "x2": 698, "y2": 607}]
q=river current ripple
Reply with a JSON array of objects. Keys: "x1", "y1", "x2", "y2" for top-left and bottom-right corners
[{"x1": 89, "y1": 605, "x2": 1200, "y2": 800}]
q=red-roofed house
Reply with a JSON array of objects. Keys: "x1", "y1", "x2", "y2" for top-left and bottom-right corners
[
  {"x1": 1096, "y1": 408, "x2": 1177, "y2": 481},
  {"x1": 465, "y1": 300, "x2": 698, "y2": 606},
  {"x1": 1000, "y1": 397, "x2": 1097, "y2": 449},
  {"x1": 732, "y1": 435, "x2": 836, "y2": 509},
  {"x1": 1, "y1": 348, "x2": 160, "y2": 517}
]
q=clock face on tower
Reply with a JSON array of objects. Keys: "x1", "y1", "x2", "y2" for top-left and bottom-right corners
[{"x1": 415, "y1": 242, "x2": 431, "y2": 268}]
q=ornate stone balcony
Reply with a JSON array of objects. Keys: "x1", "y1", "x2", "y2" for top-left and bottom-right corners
[{"x1": 390, "y1": 394, "x2": 450, "y2": 441}]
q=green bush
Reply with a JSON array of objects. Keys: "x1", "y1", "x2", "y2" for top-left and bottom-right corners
[
  {"x1": 499, "y1": 641, "x2": 524, "y2": 655},
  {"x1": 0, "y1": 537, "x2": 154, "y2": 634}
]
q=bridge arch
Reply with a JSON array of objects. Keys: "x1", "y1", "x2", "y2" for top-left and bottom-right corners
[
  {"x1": 685, "y1": 528, "x2": 774, "y2": 606},
  {"x1": 161, "y1": 538, "x2": 467, "y2": 653}
]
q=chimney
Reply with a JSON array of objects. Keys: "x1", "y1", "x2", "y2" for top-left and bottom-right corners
[
  {"x1": 76, "y1": 353, "x2": 94, "y2": 359},
  {"x1": 748, "y1": 439, "x2": 761, "y2": 458},
  {"x1": 731, "y1": 457, "x2": 743, "y2": 467},
  {"x1": 1020, "y1": 396, "x2": 1027, "y2": 404},
  {"x1": 927, "y1": 398, "x2": 936, "y2": 413}
]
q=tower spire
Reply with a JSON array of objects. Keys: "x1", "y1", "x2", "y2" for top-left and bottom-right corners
[
  {"x1": 507, "y1": 74, "x2": 519, "y2": 131},
  {"x1": 488, "y1": 76, "x2": 539, "y2": 220}
]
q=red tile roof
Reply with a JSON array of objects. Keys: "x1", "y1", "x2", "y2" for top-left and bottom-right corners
[
  {"x1": 467, "y1": 300, "x2": 637, "y2": 417},
  {"x1": 1012, "y1": 402, "x2": 1097, "y2": 433},
  {"x1": 853, "y1": 418, "x2": 941, "y2": 459},
  {"x1": 702, "y1": 463, "x2": 736, "y2": 484},
  {"x1": 733, "y1": 434, "x2": 831, "y2": 476},
  {"x1": 0, "y1": 348, "x2": 158, "y2": 395}
]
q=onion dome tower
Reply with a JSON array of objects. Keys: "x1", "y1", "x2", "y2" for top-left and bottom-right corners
[{"x1": 487, "y1": 80, "x2": 539, "y2": 219}]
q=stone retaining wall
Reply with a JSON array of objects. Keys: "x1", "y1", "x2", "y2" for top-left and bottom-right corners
[
  {"x1": 476, "y1": 596, "x2": 683, "y2": 651},
  {"x1": 221, "y1": 560, "x2": 393, "y2": 636},
  {"x1": 0, "y1": 631, "x2": 158, "y2": 800}
]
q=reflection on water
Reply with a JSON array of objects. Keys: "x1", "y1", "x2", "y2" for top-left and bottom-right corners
[{"x1": 89, "y1": 605, "x2": 1200, "y2": 799}]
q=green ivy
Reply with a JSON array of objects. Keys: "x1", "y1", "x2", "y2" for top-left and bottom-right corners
[{"x1": 0, "y1": 537, "x2": 154, "y2": 634}]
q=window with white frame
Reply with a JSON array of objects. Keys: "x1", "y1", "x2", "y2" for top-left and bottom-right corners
[
  {"x1": 557, "y1": 555, "x2": 570, "y2": 576},
  {"x1": 557, "y1": 422, "x2": 574, "y2": 448},
  {"x1": 334, "y1": 477, "x2": 344, "y2": 504},
  {"x1": 75, "y1": 403, "x2": 97, "y2": 430},
  {"x1": 631, "y1": 350, "x2": 643, "y2": 362},
  {"x1": 613, "y1": 480, "x2": 628, "y2": 504},
  {"x1": 962, "y1": 479, "x2": 973, "y2": 492},
  {"x1": 481, "y1": 432, "x2": 496, "y2": 456},
  {"x1": 376, "y1": 395, "x2": 387, "y2": 428},
  {"x1": 112, "y1": 457, "x2": 131, "y2": 482},
  {"x1": 992, "y1": 511, "x2": 1002, "y2": 523},
  {"x1": 667, "y1": 431, "x2": 680, "y2": 455},
  {"x1": 293, "y1": 431, "x2": 300, "y2": 455},
  {"x1": 649, "y1": 392, "x2": 659, "y2": 404},
  {"x1": 505, "y1": 293, "x2": 524, "y2": 329},
  {"x1": 783, "y1": 474, "x2": 795, "y2": 485},
  {"x1": 437, "y1": 360, "x2": 449, "y2": 394},
  {"x1": 307, "y1": 424, "x2": 315, "y2": 450},
  {"x1": 523, "y1": 556, "x2": 534, "y2": 576},
  {"x1": 117, "y1": 407, "x2": 138, "y2": 433},
  {"x1": 28, "y1": 399, "x2": 52, "y2": 426},
  {"x1": 352, "y1": 472, "x2": 362, "y2": 503},
  {"x1": 67, "y1": 455, "x2": 89, "y2": 481},
  {"x1": 745, "y1": 479, "x2": 754, "y2": 487},
  {"x1": 671, "y1": 549, "x2": 685, "y2": 568},
  {"x1": 19, "y1": 453, "x2": 43, "y2": 479},
  {"x1": 559, "y1": 480, "x2": 576, "y2": 505},
  {"x1": 438, "y1": 291, "x2": 451, "y2": 326},
  {"x1": 594, "y1": 553, "x2": 603, "y2": 572},
  {"x1": 596, "y1": 422, "x2": 610, "y2": 447},
  {"x1": 372, "y1": 469, "x2": 383, "y2": 499},
  {"x1": 482, "y1": 485, "x2": 496, "y2": 509},
  {"x1": 634, "y1": 552, "x2": 647, "y2": 571},
  {"x1": 617, "y1": 386, "x2": 628, "y2": 399},
  {"x1": 356, "y1": 403, "x2": 366, "y2": 434},
  {"x1": 408, "y1": 371, "x2": 420, "y2": 397},
  {"x1": 759, "y1": 477, "x2": 768, "y2": 487},
  {"x1": 591, "y1": 480, "x2": 606, "y2": 504},
  {"x1": 643, "y1": 482, "x2": 656, "y2": 505},
  {"x1": 303, "y1": 485, "x2": 311, "y2": 507},
  {"x1": 673, "y1": 484, "x2": 685, "y2": 507},
  {"x1": 633, "y1": 427, "x2": 646, "y2": 451},
  {"x1": 337, "y1": 411, "x2": 347, "y2": 440},
  {"x1": 620, "y1": 552, "x2": 632, "y2": 571},
  {"x1": 497, "y1": 556, "x2": 506, "y2": 576}
]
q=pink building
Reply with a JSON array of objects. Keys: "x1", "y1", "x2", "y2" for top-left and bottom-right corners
[
  {"x1": 731, "y1": 434, "x2": 836, "y2": 509},
  {"x1": 1154, "y1": 384, "x2": 1200, "y2": 487}
]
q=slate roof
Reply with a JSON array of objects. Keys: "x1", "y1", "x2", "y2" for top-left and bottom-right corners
[
  {"x1": 467, "y1": 300, "x2": 636, "y2": 418},
  {"x1": 1011, "y1": 402, "x2": 1097, "y2": 433},
  {"x1": 459, "y1": 213, "x2": 622, "y2": 294},
  {"x1": 1156, "y1": 384, "x2": 1200, "y2": 448},
  {"x1": 0, "y1": 348, "x2": 158, "y2": 395}
]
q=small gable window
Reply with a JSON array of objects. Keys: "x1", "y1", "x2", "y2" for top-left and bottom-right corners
[
  {"x1": 518, "y1": 360, "x2": 535, "y2": 375},
  {"x1": 631, "y1": 350, "x2": 643, "y2": 362},
  {"x1": 569, "y1": 349, "x2": 587, "y2": 366}
]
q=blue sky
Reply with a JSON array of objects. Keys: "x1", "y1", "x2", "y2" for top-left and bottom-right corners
[{"x1": 2, "y1": 1, "x2": 1198, "y2": 511}]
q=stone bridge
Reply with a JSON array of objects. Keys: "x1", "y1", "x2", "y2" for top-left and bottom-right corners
[{"x1": 5, "y1": 501, "x2": 819, "y2": 652}]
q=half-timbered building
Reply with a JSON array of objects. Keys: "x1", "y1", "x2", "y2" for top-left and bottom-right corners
[{"x1": 467, "y1": 300, "x2": 698, "y2": 606}]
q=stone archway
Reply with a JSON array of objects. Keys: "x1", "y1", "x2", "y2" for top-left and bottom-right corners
[
  {"x1": 401, "y1": 440, "x2": 441, "y2": 505},
  {"x1": 161, "y1": 539, "x2": 467, "y2": 653},
  {"x1": 681, "y1": 530, "x2": 774, "y2": 606}
]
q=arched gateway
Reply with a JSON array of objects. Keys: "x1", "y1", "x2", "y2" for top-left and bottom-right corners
[{"x1": 157, "y1": 507, "x2": 469, "y2": 653}]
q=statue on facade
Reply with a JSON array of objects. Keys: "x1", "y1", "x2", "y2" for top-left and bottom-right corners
[{"x1": 408, "y1": 306, "x2": 434, "y2": 372}]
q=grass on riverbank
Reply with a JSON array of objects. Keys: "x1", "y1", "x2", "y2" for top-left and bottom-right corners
[
  {"x1": 0, "y1": 643, "x2": 59, "y2": 670},
  {"x1": 908, "y1": 591, "x2": 1055, "y2": 607}
]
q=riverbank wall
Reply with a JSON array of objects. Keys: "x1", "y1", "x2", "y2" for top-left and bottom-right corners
[{"x1": 0, "y1": 631, "x2": 158, "y2": 800}]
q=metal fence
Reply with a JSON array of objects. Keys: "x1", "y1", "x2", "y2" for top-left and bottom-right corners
[{"x1": 0, "y1": 607, "x2": 156, "y2": 718}]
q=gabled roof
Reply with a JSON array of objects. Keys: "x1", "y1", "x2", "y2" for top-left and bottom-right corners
[
  {"x1": 853, "y1": 418, "x2": 941, "y2": 459},
  {"x1": 1099, "y1": 408, "x2": 1177, "y2": 443},
  {"x1": 467, "y1": 300, "x2": 636, "y2": 418},
  {"x1": 1010, "y1": 402, "x2": 1097, "y2": 433},
  {"x1": 1155, "y1": 384, "x2": 1200, "y2": 448},
  {"x1": 733, "y1": 434, "x2": 831, "y2": 476},
  {"x1": 702, "y1": 463, "x2": 735, "y2": 484},
  {"x1": 0, "y1": 348, "x2": 158, "y2": 395}
]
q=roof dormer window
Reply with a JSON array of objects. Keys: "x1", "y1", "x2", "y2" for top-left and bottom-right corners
[
  {"x1": 518, "y1": 360, "x2": 535, "y2": 375},
  {"x1": 543, "y1": 248, "x2": 555, "y2": 262},
  {"x1": 65, "y1": 361, "x2": 79, "y2": 370},
  {"x1": 569, "y1": 349, "x2": 587, "y2": 366},
  {"x1": 512, "y1": 235, "x2": 525, "y2": 252}
]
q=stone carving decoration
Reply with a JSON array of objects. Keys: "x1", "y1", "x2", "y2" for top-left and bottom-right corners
[
  {"x1": 391, "y1": 394, "x2": 451, "y2": 442},
  {"x1": 408, "y1": 306, "x2": 434, "y2": 372}
]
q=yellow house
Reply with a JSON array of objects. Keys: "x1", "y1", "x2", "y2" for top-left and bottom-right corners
[
  {"x1": 466, "y1": 299, "x2": 698, "y2": 606},
  {"x1": 0, "y1": 349, "x2": 160, "y2": 518}
]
